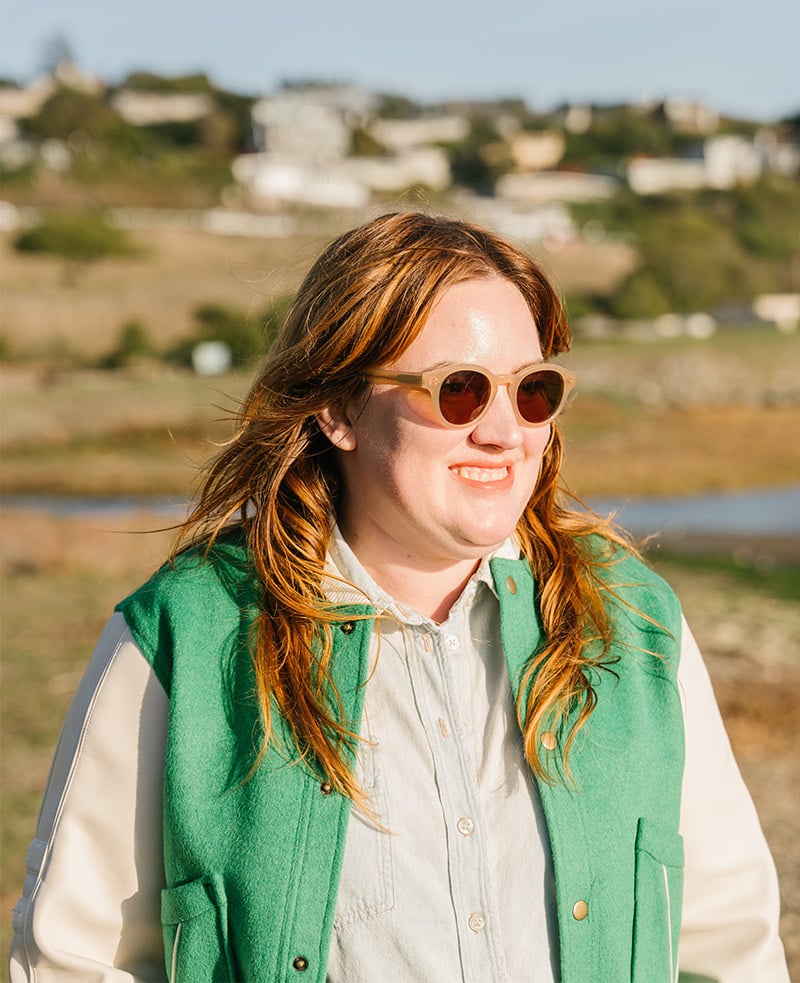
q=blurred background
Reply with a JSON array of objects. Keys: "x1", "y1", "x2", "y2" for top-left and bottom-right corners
[{"x1": 1, "y1": 0, "x2": 798, "y2": 972}]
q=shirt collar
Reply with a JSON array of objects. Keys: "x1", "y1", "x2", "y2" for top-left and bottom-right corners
[{"x1": 324, "y1": 521, "x2": 521, "y2": 626}]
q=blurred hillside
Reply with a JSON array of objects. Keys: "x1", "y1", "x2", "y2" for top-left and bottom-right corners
[{"x1": 1, "y1": 59, "x2": 798, "y2": 344}]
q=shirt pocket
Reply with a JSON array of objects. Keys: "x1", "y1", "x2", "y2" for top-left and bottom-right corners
[
  {"x1": 333, "y1": 732, "x2": 395, "y2": 934},
  {"x1": 631, "y1": 817, "x2": 684, "y2": 983},
  {"x1": 161, "y1": 873, "x2": 239, "y2": 983}
]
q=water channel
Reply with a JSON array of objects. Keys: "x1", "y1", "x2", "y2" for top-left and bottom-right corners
[{"x1": 2, "y1": 485, "x2": 799, "y2": 537}]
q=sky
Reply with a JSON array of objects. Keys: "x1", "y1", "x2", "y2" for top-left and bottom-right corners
[{"x1": 1, "y1": 0, "x2": 798, "y2": 122}]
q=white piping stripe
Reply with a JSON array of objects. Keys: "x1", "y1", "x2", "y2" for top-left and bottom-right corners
[
  {"x1": 662, "y1": 863, "x2": 677, "y2": 983},
  {"x1": 170, "y1": 922, "x2": 182, "y2": 983}
]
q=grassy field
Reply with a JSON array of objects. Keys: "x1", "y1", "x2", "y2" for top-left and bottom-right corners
[
  {"x1": 2, "y1": 328, "x2": 799, "y2": 499},
  {"x1": 2, "y1": 220, "x2": 799, "y2": 971}
]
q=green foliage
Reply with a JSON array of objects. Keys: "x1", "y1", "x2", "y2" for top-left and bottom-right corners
[
  {"x1": 0, "y1": 160, "x2": 36, "y2": 188},
  {"x1": 212, "y1": 91, "x2": 257, "y2": 154},
  {"x1": 610, "y1": 269, "x2": 673, "y2": 319},
  {"x1": 562, "y1": 106, "x2": 694, "y2": 169},
  {"x1": 65, "y1": 146, "x2": 234, "y2": 207},
  {"x1": 119, "y1": 71, "x2": 216, "y2": 93},
  {"x1": 574, "y1": 188, "x2": 788, "y2": 316},
  {"x1": 446, "y1": 119, "x2": 511, "y2": 194},
  {"x1": 15, "y1": 79, "x2": 241, "y2": 203},
  {"x1": 192, "y1": 303, "x2": 262, "y2": 365},
  {"x1": 20, "y1": 88, "x2": 145, "y2": 157},
  {"x1": 376, "y1": 93, "x2": 423, "y2": 118},
  {"x1": 171, "y1": 295, "x2": 293, "y2": 368},
  {"x1": 653, "y1": 551, "x2": 800, "y2": 606},
  {"x1": 102, "y1": 320, "x2": 153, "y2": 369},
  {"x1": 14, "y1": 211, "x2": 141, "y2": 264},
  {"x1": 350, "y1": 126, "x2": 389, "y2": 157},
  {"x1": 731, "y1": 176, "x2": 800, "y2": 259}
]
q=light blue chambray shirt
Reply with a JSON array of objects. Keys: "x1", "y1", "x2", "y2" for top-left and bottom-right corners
[{"x1": 325, "y1": 525, "x2": 559, "y2": 983}]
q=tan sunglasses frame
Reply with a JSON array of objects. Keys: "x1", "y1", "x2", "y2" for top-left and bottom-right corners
[{"x1": 363, "y1": 362, "x2": 577, "y2": 429}]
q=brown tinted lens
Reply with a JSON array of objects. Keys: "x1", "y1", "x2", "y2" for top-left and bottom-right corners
[
  {"x1": 517, "y1": 370, "x2": 564, "y2": 423},
  {"x1": 438, "y1": 370, "x2": 492, "y2": 425}
]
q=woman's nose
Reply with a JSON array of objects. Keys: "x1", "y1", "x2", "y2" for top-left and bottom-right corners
[{"x1": 469, "y1": 383, "x2": 523, "y2": 448}]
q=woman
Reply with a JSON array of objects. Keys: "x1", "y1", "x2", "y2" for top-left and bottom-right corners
[{"x1": 11, "y1": 212, "x2": 788, "y2": 981}]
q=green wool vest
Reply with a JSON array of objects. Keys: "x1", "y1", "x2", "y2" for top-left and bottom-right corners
[{"x1": 116, "y1": 532, "x2": 685, "y2": 983}]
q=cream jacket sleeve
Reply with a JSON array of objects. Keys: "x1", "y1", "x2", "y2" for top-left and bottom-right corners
[
  {"x1": 9, "y1": 612, "x2": 789, "y2": 981},
  {"x1": 9, "y1": 613, "x2": 168, "y2": 982},
  {"x1": 677, "y1": 615, "x2": 788, "y2": 982}
]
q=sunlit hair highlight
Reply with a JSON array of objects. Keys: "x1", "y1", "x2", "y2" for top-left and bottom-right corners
[{"x1": 173, "y1": 211, "x2": 627, "y2": 801}]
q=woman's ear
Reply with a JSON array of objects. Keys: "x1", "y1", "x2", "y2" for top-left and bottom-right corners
[{"x1": 316, "y1": 405, "x2": 358, "y2": 451}]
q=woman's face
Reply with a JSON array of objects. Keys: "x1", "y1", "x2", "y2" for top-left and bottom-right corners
[{"x1": 322, "y1": 276, "x2": 552, "y2": 573}]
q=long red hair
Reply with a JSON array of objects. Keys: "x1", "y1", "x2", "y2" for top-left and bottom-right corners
[{"x1": 173, "y1": 211, "x2": 624, "y2": 798}]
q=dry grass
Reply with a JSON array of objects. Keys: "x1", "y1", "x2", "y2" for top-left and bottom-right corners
[
  {"x1": 0, "y1": 225, "x2": 328, "y2": 359},
  {"x1": 1, "y1": 220, "x2": 637, "y2": 362},
  {"x1": 2, "y1": 363, "x2": 798, "y2": 499},
  {"x1": 561, "y1": 400, "x2": 800, "y2": 496}
]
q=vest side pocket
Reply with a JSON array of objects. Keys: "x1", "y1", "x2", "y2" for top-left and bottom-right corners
[
  {"x1": 631, "y1": 817, "x2": 684, "y2": 983},
  {"x1": 161, "y1": 873, "x2": 238, "y2": 982}
]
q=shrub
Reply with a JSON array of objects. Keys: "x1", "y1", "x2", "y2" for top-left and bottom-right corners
[
  {"x1": 14, "y1": 211, "x2": 141, "y2": 279},
  {"x1": 169, "y1": 295, "x2": 294, "y2": 369},
  {"x1": 102, "y1": 320, "x2": 153, "y2": 369}
]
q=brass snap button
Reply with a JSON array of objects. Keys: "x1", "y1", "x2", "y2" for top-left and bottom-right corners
[
  {"x1": 540, "y1": 731, "x2": 557, "y2": 751},
  {"x1": 319, "y1": 781, "x2": 333, "y2": 795},
  {"x1": 292, "y1": 955, "x2": 308, "y2": 971},
  {"x1": 340, "y1": 621, "x2": 355, "y2": 634},
  {"x1": 506, "y1": 576, "x2": 517, "y2": 594},
  {"x1": 572, "y1": 899, "x2": 589, "y2": 921}
]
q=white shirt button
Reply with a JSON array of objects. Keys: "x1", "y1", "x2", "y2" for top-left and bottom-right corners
[
  {"x1": 444, "y1": 634, "x2": 460, "y2": 652},
  {"x1": 457, "y1": 816, "x2": 474, "y2": 836},
  {"x1": 468, "y1": 911, "x2": 486, "y2": 933}
]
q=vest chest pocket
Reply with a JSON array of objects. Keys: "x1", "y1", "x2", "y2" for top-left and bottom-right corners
[
  {"x1": 631, "y1": 818, "x2": 684, "y2": 983},
  {"x1": 161, "y1": 873, "x2": 239, "y2": 982}
]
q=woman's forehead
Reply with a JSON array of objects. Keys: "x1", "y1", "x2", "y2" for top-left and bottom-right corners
[{"x1": 395, "y1": 277, "x2": 541, "y2": 366}]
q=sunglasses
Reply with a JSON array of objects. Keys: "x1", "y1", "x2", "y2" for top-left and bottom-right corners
[{"x1": 363, "y1": 363, "x2": 577, "y2": 429}]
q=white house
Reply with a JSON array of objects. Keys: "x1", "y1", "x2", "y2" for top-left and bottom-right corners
[
  {"x1": 251, "y1": 96, "x2": 353, "y2": 159},
  {"x1": 111, "y1": 91, "x2": 215, "y2": 126},
  {"x1": 627, "y1": 156, "x2": 707, "y2": 194},
  {"x1": 627, "y1": 134, "x2": 766, "y2": 194},
  {"x1": 704, "y1": 135, "x2": 762, "y2": 189},
  {"x1": 367, "y1": 115, "x2": 469, "y2": 151},
  {"x1": 496, "y1": 170, "x2": 618, "y2": 203},
  {"x1": 663, "y1": 98, "x2": 719, "y2": 134},
  {"x1": 508, "y1": 130, "x2": 565, "y2": 171},
  {"x1": 232, "y1": 153, "x2": 369, "y2": 208}
]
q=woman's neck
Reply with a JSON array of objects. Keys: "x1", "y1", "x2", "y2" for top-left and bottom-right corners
[{"x1": 348, "y1": 547, "x2": 481, "y2": 624}]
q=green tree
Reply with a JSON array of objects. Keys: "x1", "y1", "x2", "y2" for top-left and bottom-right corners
[
  {"x1": 14, "y1": 211, "x2": 142, "y2": 284},
  {"x1": 191, "y1": 303, "x2": 263, "y2": 365},
  {"x1": 732, "y1": 176, "x2": 800, "y2": 260},
  {"x1": 102, "y1": 320, "x2": 153, "y2": 368},
  {"x1": 445, "y1": 119, "x2": 511, "y2": 194},
  {"x1": 171, "y1": 296, "x2": 294, "y2": 369},
  {"x1": 562, "y1": 106, "x2": 693, "y2": 169},
  {"x1": 610, "y1": 269, "x2": 673, "y2": 319},
  {"x1": 574, "y1": 190, "x2": 783, "y2": 314},
  {"x1": 21, "y1": 88, "x2": 144, "y2": 157}
]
